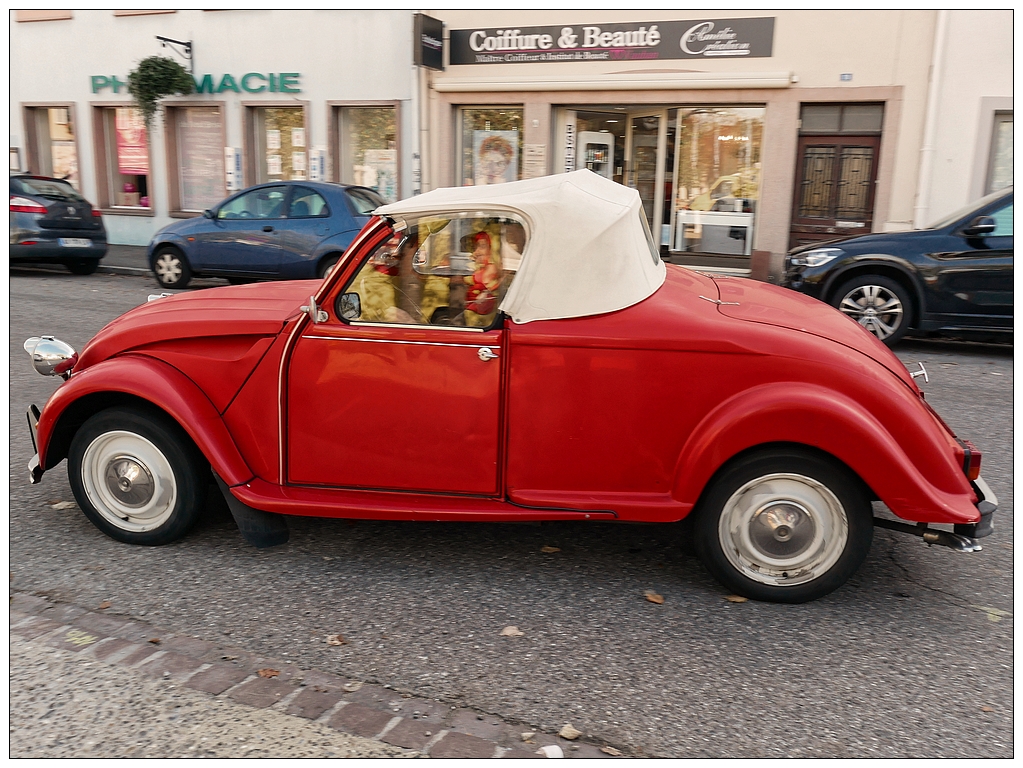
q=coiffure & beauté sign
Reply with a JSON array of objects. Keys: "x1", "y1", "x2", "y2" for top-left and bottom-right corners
[
  {"x1": 91, "y1": 73, "x2": 302, "y2": 94},
  {"x1": 450, "y1": 17, "x2": 773, "y2": 64}
]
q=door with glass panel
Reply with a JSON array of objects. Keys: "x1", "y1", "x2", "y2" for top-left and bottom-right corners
[{"x1": 624, "y1": 111, "x2": 667, "y2": 237}]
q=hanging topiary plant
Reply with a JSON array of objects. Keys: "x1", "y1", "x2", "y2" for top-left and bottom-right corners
[{"x1": 127, "y1": 55, "x2": 195, "y2": 127}]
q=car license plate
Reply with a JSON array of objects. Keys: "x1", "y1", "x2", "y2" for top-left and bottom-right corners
[{"x1": 59, "y1": 238, "x2": 92, "y2": 248}]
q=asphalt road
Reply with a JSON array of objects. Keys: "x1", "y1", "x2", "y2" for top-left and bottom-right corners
[{"x1": 9, "y1": 268, "x2": 1014, "y2": 758}]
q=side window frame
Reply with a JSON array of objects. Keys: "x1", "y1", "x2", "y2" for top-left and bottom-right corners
[{"x1": 335, "y1": 214, "x2": 527, "y2": 332}]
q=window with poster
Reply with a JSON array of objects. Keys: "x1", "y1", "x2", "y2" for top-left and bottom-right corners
[
  {"x1": 333, "y1": 104, "x2": 399, "y2": 202},
  {"x1": 986, "y1": 111, "x2": 1012, "y2": 194},
  {"x1": 458, "y1": 107, "x2": 523, "y2": 187},
  {"x1": 247, "y1": 105, "x2": 308, "y2": 184},
  {"x1": 23, "y1": 105, "x2": 80, "y2": 189},
  {"x1": 166, "y1": 105, "x2": 226, "y2": 213},
  {"x1": 670, "y1": 107, "x2": 764, "y2": 258},
  {"x1": 93, "y1": 106, "x2": 152, "y2": 211}
]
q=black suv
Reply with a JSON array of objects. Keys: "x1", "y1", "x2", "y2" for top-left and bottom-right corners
[
  {"x1": 783, "y1": 187, "x2": 1013, "y2": 346},
  {"x1": 10, "y1": 174, "x2": 108, "y2": 274}
]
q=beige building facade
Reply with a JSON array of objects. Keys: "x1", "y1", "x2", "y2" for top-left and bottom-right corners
[{"x1": 420, "y1": 10, "x2": 1012, "y2": 280}]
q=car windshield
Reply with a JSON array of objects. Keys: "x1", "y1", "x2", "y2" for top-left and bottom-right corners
[
  {"x1": 925, "y1": 188, "x2": 1012, "y2": 230},
  {"x1": 12, "y1": 176, "x2": 86, "y2": 203},
  {"x1": 345, "y1": 187, "x2": 387, "y2": 216}
]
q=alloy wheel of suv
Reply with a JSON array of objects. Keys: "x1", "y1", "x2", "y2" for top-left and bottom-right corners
[{"x1": 832, "y1": 275, "x2": 911, "y2": 346}]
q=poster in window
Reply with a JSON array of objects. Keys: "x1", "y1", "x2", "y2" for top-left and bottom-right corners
[
  {"x1": 115, "y1": 108, "x2": 149, "y2": 175},
  {"x1": 291, "y1": 151, "x2": 307, "y2": 172},
  {"x1": 473, "y1": 131, "x2": 518, "y2": 185},
  {"x1": 266, "y1": 129, "x2": 281, "y2": 151},
  {"x1": 178, "y1": 108, "x2": 224, "y2": 211},
  {"x1": 267, "y1": 155, "x2": 282, "y2": 176},
  {"x1": 359, "y1": 149, "x2": 398, "y2": 202},
  {"x1": 291, "y1": 127, "x2": 305, "y2": 148},
  {"x1": 51, "y1": 141, "x2": 78, "y2": 188}
]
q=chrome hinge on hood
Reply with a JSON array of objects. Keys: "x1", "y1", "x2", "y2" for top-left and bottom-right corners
[{"x1": 699, "y1": 295, "x2": 739, "y2": 306}]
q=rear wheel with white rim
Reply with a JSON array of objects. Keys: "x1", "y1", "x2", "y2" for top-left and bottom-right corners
[
  {"x1": 695, "y1": 449, "x2": 873, "y2": 603},
  {"x1": 68, "y1": 407, "x2": 204, "y2": 545},
  {"x1": 152, "y1": 246, "x2": 192, "y2": 290},
  {"x1": 832, "y1": 275, "x2": 911, "y2": 346}
]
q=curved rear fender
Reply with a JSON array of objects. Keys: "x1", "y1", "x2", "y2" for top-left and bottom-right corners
[
  {"x1": 37, "y1": 355, "x2": 254, "y2": 486},
  {"x1": 672, "y1": 382, "x2": 978, "y2": 526}
]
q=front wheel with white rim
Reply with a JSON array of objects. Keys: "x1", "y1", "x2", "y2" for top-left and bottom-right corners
[
  {"x1": 695, "y1": 449, "x2": 873, "y2": 603},
  {"x1": 832, "y1": 275, "x2": 911, "y2": 346},
  {"x1": 68, "y1": 408, "x2": 204, "y2": 545},
  {"x1": 152, "y1": 246, "x2": 192, "y2": 290}
]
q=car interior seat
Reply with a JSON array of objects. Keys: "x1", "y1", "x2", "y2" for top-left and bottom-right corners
[{"x1": 291, "y1": 200, "x2": 310, "y2": 217}]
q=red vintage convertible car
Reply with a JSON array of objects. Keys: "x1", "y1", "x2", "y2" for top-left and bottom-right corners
[{"x1": 24, "y1": 170, "x2": 996, "y2": 603}]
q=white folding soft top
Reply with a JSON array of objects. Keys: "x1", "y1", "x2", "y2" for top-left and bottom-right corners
[{"x1": 374, "y1": 169, "x2": 667, "y2": 324}]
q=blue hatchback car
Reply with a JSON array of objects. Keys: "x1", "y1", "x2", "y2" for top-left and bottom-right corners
[{"x1": 147, "y1": 181, "x2": 386, "y2": 289}]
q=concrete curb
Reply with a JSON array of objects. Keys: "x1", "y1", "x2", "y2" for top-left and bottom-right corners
[{"x1": 10, "y1": 591, "x2": 622, "y2": 759}]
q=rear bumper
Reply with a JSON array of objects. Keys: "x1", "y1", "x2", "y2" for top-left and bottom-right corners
[
  {"x1": 956, "y1": 475, "x2": 997, "y2": 538},
  {"x1": 11, "y1": 239, "x2": 108, "y2": 261}
]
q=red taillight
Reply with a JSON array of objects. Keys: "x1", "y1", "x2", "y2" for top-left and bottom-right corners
[
  {"x1": 962, "y1": 440, "x2": 982, "y2": 481},
  {"x1": 19, "y1": 240, "x2": 38, "y2": 245},
  {"x1": 10, "y1": 195, "x2": 47, "y2": 214},
  {"x1": 92, "y1": 210, "x2": 103, "y2": 217}
]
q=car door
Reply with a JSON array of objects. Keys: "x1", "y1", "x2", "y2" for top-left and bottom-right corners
[
  {"x1": 929, "y1": 198, "x2": 1013, "y2": 328},
  {"x1": 192, "y1": 186, "x2": 287, "y2": 275},
  {"x1": 286, "y1": 219, "x2": 516, "y2": 495},
  {"x1": 276, "y1": 185, "x2": 334, "y2": 273}
]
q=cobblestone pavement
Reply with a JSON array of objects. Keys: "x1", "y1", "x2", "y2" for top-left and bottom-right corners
[{"x1": 9, "y1": 592, "x2": 614, "y2": 759}]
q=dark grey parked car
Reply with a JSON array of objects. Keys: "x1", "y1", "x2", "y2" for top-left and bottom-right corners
[
  {"x1": 10, "y1": 174, "x2": 108, "y2": 274},
  {"x1": 783, "y1": 187, "x2": 1013, "y2": 346}
]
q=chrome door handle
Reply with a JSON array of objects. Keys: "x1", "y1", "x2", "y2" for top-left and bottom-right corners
[{"x1": 477, "y1": 347, "x2": 499, "y2": 361}]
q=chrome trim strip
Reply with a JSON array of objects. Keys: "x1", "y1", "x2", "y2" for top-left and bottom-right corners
[
  {"x1": 349, "y1": 321, "x2": 485, "y2": 332},
  {"x1": 302, "y1": 335, "x2": 487, "y2": 349}
]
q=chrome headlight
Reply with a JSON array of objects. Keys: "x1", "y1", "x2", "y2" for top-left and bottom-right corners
[
  {"x1": 790, "y1": 247, "x2": 843, "y2": 268},
  {"x1": 24, "y1": 336, "x2": 77, "y2": 377}
]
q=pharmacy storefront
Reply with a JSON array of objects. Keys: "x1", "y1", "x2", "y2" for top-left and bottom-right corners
[
  {"x1": 11, "y1": 10, "x2": 418, "y2": 245},
  {"x1": 427, "y1": 11, "x2": 932, "y2": 277}
]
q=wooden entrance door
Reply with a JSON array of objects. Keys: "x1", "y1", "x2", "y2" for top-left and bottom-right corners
[{"x1": 789, "y1": 135, "x2": 881, "y2": 250}]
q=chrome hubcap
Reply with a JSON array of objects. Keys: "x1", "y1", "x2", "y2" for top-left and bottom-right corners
[
  {"x1": 155, "y1": 253, "x2": 182, "y2": 284},
  {"x1": 81, "y1": 431, "x2": 177, "y2": 532},
  {"x1": 839, "y1": 284, "x2": 904, "y2": 340},
  {"x1": 719, "y1": 473, "x2": 848, "y2": 587},
  {"x1": 104, "y1": 455, "x2": 155, "y2": 507}
]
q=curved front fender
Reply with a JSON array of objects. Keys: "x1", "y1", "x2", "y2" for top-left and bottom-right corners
[
  {"x1": 37, "y1": 354, "x2": 254, "y2": 486},
  {"x1": 673, "y1": 381, "x2": 978, "y2": 526}
]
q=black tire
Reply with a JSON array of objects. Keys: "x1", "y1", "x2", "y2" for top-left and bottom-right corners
[
  {"x1": 694, "y1": 448, "x2": 873, "y2": 603},
  {"x1": 152, "y1": 246, "x2": 192, "y2": 290},
  {"x1": 66, "y1": 259, "x2": 99, "y2": 275},
  {"x1": 317, "y1": 254, "x2": 342, "y2": 279},
  {"x1": 831, "y1": 274, "x2": 912, "y2": 346},
  {"x1": 68, "y1": 407, "x2": 205, "y2": 545}
]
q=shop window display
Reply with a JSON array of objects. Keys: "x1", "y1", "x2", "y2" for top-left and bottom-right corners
[
  {"x1": 672, "y1": 107, "x2": 764, "y2": 257},
  {"x1": 460, "y1": 108, "x2": 523, "y2": 186},
  {"x1": 338, "y1": 106, "x2": 398, "y2": 202},
  {"x1": 26, "y1": 106, "x2": 78, "y2": 189},
  {"x1": 97, "y1": 107, "x2": 150, "y2": 209},
  {"x1": 252, "y1": 107, "x2": 306, "y2": 184}
]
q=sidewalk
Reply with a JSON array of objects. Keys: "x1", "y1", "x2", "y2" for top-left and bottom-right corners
[
  {"x1": 10, "y1": 592, "x2": 616, "y2": 759},
  {"x1": 101, "y1": 244, "x2": 151, "y2": 275}
]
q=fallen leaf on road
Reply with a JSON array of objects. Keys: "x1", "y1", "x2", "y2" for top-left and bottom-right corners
[
  {"x1": 258, "y1": 668, "x2": 279, "y2": 678},
  {"x1": 148, "y1": 638, "x2": 160, "y2": 644},
  {"x1": 981, "y1": 706, "x2": 995, "y2": 712},
  {"x1": 500, "y1": 626, "x2": 525, "y2": 637},
  {"x1": 725, "y1": 595, "x2": 748, "y2": 603},
  {"x1": 342, "y1": 681, "x2": 363, "y2": 692},
  {"x1": 326, "y1": 634, "x2": 347, "y2": 646},
  {"x1": 540, "y1": 546, "x2": 561, "y2": 553},
  {"x1": 50, "y1": 501, "x2": 76, "y2": 510},
  {"x1": 559, "y1": 724, "x2": 582, "y2": 740},
  {"x1": 521, "y1": 732, "x2": 536, "y2": 741},
  {"x1": 221, "y1": 655, "x2": 238, "y2": 661},
  {"x1": 97, "y1": 601, "x2": 111, "y2": 610},
  {"x1": 644, "y1": 590, "x2": 664, "y2": 604},
  {"x1": 972, "y1": 605, "x2": 1012, "y2": 622},
  {"x1": 601, "y1": 746, "x2": 624, "y2": 756}
]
